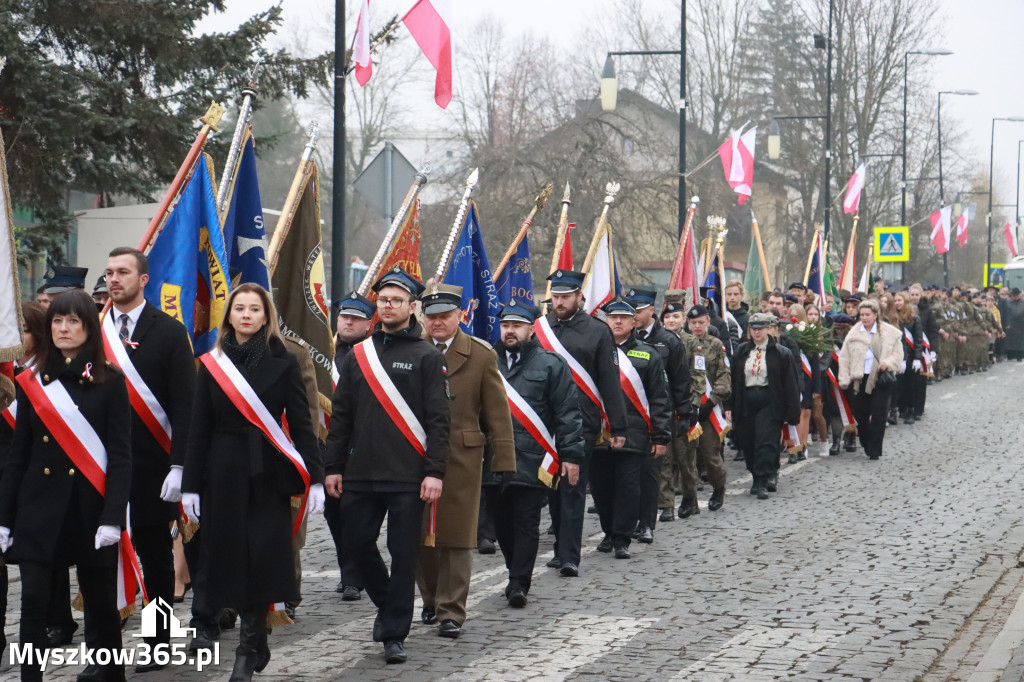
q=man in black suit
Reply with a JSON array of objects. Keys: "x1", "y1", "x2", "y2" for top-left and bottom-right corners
[{"x1": 103, "y1": 247, "x2": 195, "y2": 674}]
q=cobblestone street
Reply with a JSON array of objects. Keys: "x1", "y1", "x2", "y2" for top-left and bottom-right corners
[{"x1": 6, "y1": 362, "x2": 1024, "y2": 681}]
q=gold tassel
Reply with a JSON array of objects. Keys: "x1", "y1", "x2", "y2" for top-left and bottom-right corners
[
  {"x1": 537, "y1": 466, "x2": 554, "y2": 488},
  {"x1": 118, "y1": 603, "x2": 136, "y2": 620},
  {"x1": 843, "y1": 424, "x2": 858, "y2": 434},
  {"x1": 687, "y1": 424, "x2": 703, "y2": 442},
  {"x1": 71, "y1": 591, "x2": 84, "y2": 612},
  {"x1": 180, "y1": 516, "x2": 199, "y2": 544},
  {"x1": 716, "y1": 425, "x2": 732, "y2": 442},
  {"x1": 266, "y1": 609, "x2": 293, "y2": 628}
]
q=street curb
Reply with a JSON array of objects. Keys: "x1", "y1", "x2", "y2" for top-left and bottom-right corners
[{"x1": 969, "y1": 570, "x2": 1024, "y2": 682}]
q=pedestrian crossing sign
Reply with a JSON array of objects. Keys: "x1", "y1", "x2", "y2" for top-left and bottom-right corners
[{"x1": 873, "y1": 226, "x2": 909, "y2": 262}]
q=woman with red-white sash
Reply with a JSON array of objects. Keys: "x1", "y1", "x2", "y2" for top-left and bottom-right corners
[
  {"x1": 181, "y1": 283, "x2": 324, "y2": 682},
  {"x1": 0, "y1": 291, "x2": 132, "y2": 682}
]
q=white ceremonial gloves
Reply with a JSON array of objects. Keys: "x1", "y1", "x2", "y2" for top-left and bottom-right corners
[
  {"x1": 306, "y1": 483, "x2": 325, "y2": 515},
  {"x1": 912, "y1": 359, "x2": 923, "y2": 372},
  {"x1": 0, "y1": 526, "x2": 11, "y2": 552},
  {"x1": 182, "y1": 493, "x2": 201, "y2": 524},
  {"x1": 94, "y1": 525, "x2": 120, "y2": 549},
  {"x1": 160, "y1": 465, "x2": 184, "y2": 503}
]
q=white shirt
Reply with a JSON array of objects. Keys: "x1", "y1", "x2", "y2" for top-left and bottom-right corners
[
  {"x1": 861, "y1": 322, "x2": 878, "y2": 374},
  {"x1": 111, "y1": 300, "x2": 147, "y2": 338},
  {"x1": 638, "y1": 322, "x2": 655, "y2": 340},
  {"x1": 506, "y1": 350, "x2": 518, "y2": 369},
  {"x1": 432, "y1": 337, "x2": 453, "y2": 355}
]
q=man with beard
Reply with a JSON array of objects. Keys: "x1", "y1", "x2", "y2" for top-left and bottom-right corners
[
  {"x1": 536, "y1": 270, "x2": 627, "y2": 577},
  {"x1": 488, "y1": 300, "x2": 584, "y2": 607}
]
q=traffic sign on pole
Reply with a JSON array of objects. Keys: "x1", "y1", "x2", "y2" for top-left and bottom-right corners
[{"x1": 874, "y1": 226, "x2": 910, "y2": 262}]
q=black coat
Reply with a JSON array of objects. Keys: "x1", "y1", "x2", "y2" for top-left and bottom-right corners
[
  {"x1": 730, "y1": 338, "x2": 801, "y2": 429},
  {"x1": 1003, "y1": 298, "x2": 1024, "y2": 353},
  {"x1": 543, "y1": 311, "x2": 628, "y2": 441},
  {"x1": 182, "y1": 335, "x2": 323, "y2": 609},
  {"x1": 0, "y1": 356, "x2": 132, "y2": 568},
  {"x1": 901, "y1": 315, "x2": 923, "y2": 361},
  {"x1": 325, "y1": 319, "x2": 450, "y2": 488},
  {"x1": 493, "y1": 338, "x2": 585, "y2": 488},
  {"x1": 636, "y1": 321, "x2": 692, "y2": 421},
  {"x1": 614, "y1": 336, "x2": 672, "y2": 453},
  {"x1": 108, "y1": 304, "x2": 196, "y2": 526},
  {"x1": 727, "y1": 302, "x2": 750, "y2": 334}
]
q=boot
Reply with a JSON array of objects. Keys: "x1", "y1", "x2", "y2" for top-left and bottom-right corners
[
  {"x1": 843, "y1": 432, "x2": 857, "y2": 452},
  {"x1": 828, "y1": 435, "x2": 840, "y2": 457},
  {"x1": 886, "y1": 408, "x2": 898, "y2": 426},
  {"x1": 229, "y1": 606, "x2": 271, "y2": 682},
  {"x1": 749, "y1": 476, "x2": 765, "y2": 497}
]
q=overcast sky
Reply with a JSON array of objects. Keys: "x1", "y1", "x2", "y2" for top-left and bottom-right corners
[{"x1": 198, "y1": 0, "x2": 1024, "y2": 217}]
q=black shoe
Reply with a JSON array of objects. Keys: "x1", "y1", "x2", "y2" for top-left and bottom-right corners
[
  {"x1": 904, "y1": 416, "x2": 915, "y2": 425},
  {"x1": 373, "y1": 611, "x2": 384, "y2": 642},
  {"x1": 868, "y1": 454, "x2": 880, "y2": 460},
  {"x1": 477, "y1": 538, "x2": 496, "y2": 554},
  {"x1": 508, "y1": 589, "x2": 528, "y2": 608},
  {"x1": 787, "y1": 453, "x2": 798, "y2": 464},
  {"x1": 708, "y1": 488, "x2": 724, "y2": 511},
  {"x1": 545, "y1": 557, "x2": 562, "y2": 569},
  {"x1": 335, "y1": 579, "x2": 346, "y2": 594},
  {"x1": 678, "y1": 499, "x2": 698, "y2": 519},
  {"x1": 765, "y1": 474, "x2": 778, "y2": 493},
  {"x1": 189, "y1": 625, "x2": 217, "y2": 652},
  {"x1": 796, "y1": 449, "x2": 807, "y2": 462},
  {"x1": 587, "y1": 505, "x2": 597, "y2": 514},
  {"x1": 341, "y1": 585, "x2": 362, "y2": 601},
  {"x1": 749, "y1": 478, "x2": 763, "y2": 496},
  {"x1": 438, "y1": 619, "x2": 462, "y2": 639},
  {"x1": 757, "y1": 486, "x2": 769, "y2": 500},
  {"x1": 76, "y1": 664, "x2": 106, "y2": 681},
  {"x1": 136, "y1": 660, "x2": 166, "y2": 673},
  {"x1": 614, "y1": 546, "x2": 631, "y2": 559},
  {"x1": 631, "y1": 524, "x2": 641, "y2": 539},
  {"x1": 637, "y1": 526, "x2": 653, "y2": 544},
  {"x1": 596, "y1": 536, "x2": 612, "y2": 553},
  {"x1": 733, "y1": 451, "x2": 745, "y2": 461},
  {"x1": 559, "y1": 562, "x2": 579, "y2": 577},
  {"x1": 46, "y1": 624, "x2": 77, "y2": 648},
  {"x1": 887, "y1": 411, "x2": 898, "y2": 425},
  {"x1": 384, "y1": 640, "x2": 407, "y2": 664},
  {"x1": 829, "y1": 438, "x2": 840, "y2": 456},
  {"x1": 284, "y1": 603, "x2": 296, "y2": 621},
  {"x1": 219, "y1": 608, "x2": 238, "y2": 631},
  {"x1": 659, "y1": 508, "x2": 675, "y2": 522},
  {"x1": 421, "y1": 606, "x2": 437, "y2": 625}
]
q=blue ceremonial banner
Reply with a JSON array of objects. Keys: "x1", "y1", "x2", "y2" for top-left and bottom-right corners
[
  {"x1": 702, "y1": 252, "x2": 722, "y2": 313},
  {"x1": 806, "y1": 232, "x2": 826, "y2": 305},
  {"x1": 493, "y1": 232, "x2": 534, "y2": 305},
  {"x1": 221, "y1": 130, "x2": 269, "y2": 288},
  {"x1": 146, "y1": 155, "x2": 231, "y2": 356},
  {"x1": 441, "y1": 202, "x2": 502, "y2": 344}
]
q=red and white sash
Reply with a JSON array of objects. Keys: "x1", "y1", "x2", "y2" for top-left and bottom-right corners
[
  {"x1": 617, "y1": 348, "x2": 650, "y2": 431},
  {"x1": 702, "y1": 375, "x2": 731, "y2": 436},
  {"x1": 102, "y1": 313, "x2": 172, "y2": 454},
  {"x1": 535, "y1": 317, "x2": 609, "y2": 429},
  {"x1": 902, "y1": 326, "x2": 915, "y2": 349},
  {"x1": 500, "y1": 375, "x2": 558, "y2": 486},
  {"x1": 200, "y1": 350, "x2": 312, "y2": 535},
  {"x1": 799, "y1": 351, "x2": 813, "y2": 380},
  {"x1": 920, "y1": 333, "x2": 934, "y2": 375},
  {"x1": 351, "y1": 339, "x2": 426, "y2": 456},
  {"x1": 15, "y1": 371, "x2": 147, "y2": 613},
  {"x1": 2, "y1": 400, "x2": 15, "y2": 429},
  {"x1": 782, "y1": 423, "x2": 801, "y2": 450},
  {"x1": 829, "y1": 351, "x2": 856, "y2": 429}
]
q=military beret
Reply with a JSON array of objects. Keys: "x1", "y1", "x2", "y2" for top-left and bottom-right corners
[{"x1": 686, "y1": 304, "x2": 710, "y2": 319}]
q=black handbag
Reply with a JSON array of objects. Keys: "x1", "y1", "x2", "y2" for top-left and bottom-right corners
[{"x1": 875, "y1": 368, "x2": 897, "y2": 388}]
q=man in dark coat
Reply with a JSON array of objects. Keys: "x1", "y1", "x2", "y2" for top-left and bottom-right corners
[
  {"x1": 724, "y1": 280, "x2": 750, "y2": 334},
  {"x1": 488, "y1": 300, "x2": 584, "y2": 607},
  {"x1": 324, "y1": 292, "x2": 374, "y2": 602},
  {"x1": 103, "y1": 247, "x2": 195, "y2": 671},
  {"x1": 325, "y1": 267, "x2": 450, "y2": 665},
  {"x1": 539, "y1": 270, "x2": 628, "y2": 578},
  {"x1": 1002, "y1": 288, "x2": 1024, "y2": 360}
]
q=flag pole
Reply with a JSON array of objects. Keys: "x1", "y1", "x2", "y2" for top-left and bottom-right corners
[
  {"x1": 544, "y1": 182, "x2": 572, "y2": 305},
  {"x1": 669, "y1": 197, "x2": 700, "y2": 286},
  {"x1": 580, "y1": 182, "x2": 621, "y2": 276},
  {"x1": 357, "y1": 171, "x2": 430, "y2": 295},
  {"x1": 267, "y1": 122, "x2": 321, "y2": 275},
  {"x1": 216, "y1": 60, "x2": 263, "y2": 221},
  {"x1": 750, "y1": 209, "x2": 772, "y2": 291},
  {"x1": 493, "y1": 183, "x2": 553, "y2": 281},
  {"x1": 136, "y1": 102, "x2": 226, "y2": 254},
  {"x1": 802, "y1": 227, "x2": 821, "y2": 286},
  {"x1": 838, "y1": 213, "x2": 859, "y2": 292},
  {"x1": 434, "y1": 169, "x2": 480, "y2": 281}
]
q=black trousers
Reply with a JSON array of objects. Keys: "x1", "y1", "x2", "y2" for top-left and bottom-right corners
[
  {"x1": 323, "y1": 494, "x2": 364, "y2": 590},
  {"x1": 342, "y1": 489, "x2": 422, "y2": 643},
  {"x1": 897, "y1": 367, "x2": 917, "y2": 413},
  {"x1": 589, "y1": 447, "x2": 643, "y2": 549},
  {"x1": 47, "y1": 570, "x2": 76, "y2": 633},
  {"x1": 487, "y1": 485, "x2": 547, "y2": 594},
  {"x1": 21, "y1": 562, "x2": 122, "y2": 682},
  {"x1": 848, "y1": 379, "x2": 893, "y2": 458},
  {"x1": 477, "y1": 484, "x2": 498, "y2": 543},
  {"x1": 132, "y1": 523, "x2": 174, "y2": 646},
  {"x1": 183, "y1": 526, "x2": 221, "y2": 635},
  {"x1": 912, "y1": 371, "x2": 927, "y2": 417},
  {"x1": 548, "y1": 440, "x2": 594, "y2": 566},
  {"x1": 638, "y1": 452, "x2": 661, "y2": 531},
  {"x1": 741, "y1": 387, "x2": 782, "y2": 478}
]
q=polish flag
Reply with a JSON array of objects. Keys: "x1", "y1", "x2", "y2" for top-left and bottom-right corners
[
  {"x1": 353, "y1": 0, "x2": 372, "y2": 86},
  {"x1": 1004, "y1": 221, "x2": 1019, "y2": 258},
  {"x1": 718, "y1": 123, "x2": 756, "y2": 205},
  {"x1": 582, "y1": 224, "x2": 616, "y2": 315},
  {"x1": 843, "y1": 163, "x2": 866, "y2": 215},
  {"x1": 955, "y1": 212, "x2": 969, "y2": 248},
  {"x1": 402, "y1": 0, "x2": 453, "y2": 109},
  {"x1": 557, "y1": 223, "x2": 575, "y2": 270},
  {"x1": 930, "y1": 205, "x2": 952, "y2": 254}
]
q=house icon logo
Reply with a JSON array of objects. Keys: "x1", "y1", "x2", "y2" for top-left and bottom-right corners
[{"x1": 132, "y1": 597, "x2": 196, "y2": 639}]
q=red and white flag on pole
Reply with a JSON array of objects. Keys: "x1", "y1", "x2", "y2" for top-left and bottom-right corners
[
  {"x1": 843, "y1": 163, "x2": 866, "y2": 215},
  {"x1": 930, "y1": 205, "x2": 952, "y2": 254},
  {"x1": 1004, "y1": 221, "x2": 1019, "y2": 258},
  {"x1": 353, "y1": 0, "x2": 373, "y2": 86},
  {"x1": 402, "y1": 0, "x2": 453, "y2": 109},
  {"x1": 718, "y1": 123, "x2": 756, "y2": 205},
  {"x1": 955, "y1": 212, "x2": 969, "y2": 248},
  {"x1": 558, "y1": 223, "x2": 575, "y2": 270}
]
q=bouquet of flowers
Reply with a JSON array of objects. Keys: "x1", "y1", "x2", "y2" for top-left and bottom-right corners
[{"x1": 782, "y1": 319, "x2": 834, "y2": 355}]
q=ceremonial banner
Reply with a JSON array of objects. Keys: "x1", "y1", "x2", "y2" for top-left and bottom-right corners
[
  {"x1": 581, "y1": 222, "x2": 621, "y2": 315},
  {"x1": 353, "y1": 0, "x2": 373, "y2": 86},
  {"x1": 930, "y1": 206, "x2": 952, "y2": 255},
  {"x1": 557, "y1": 223, "x2": 575, "y2": 270},
  {"x1": 271, "y1": 162, "x2": 335, "y2": 419},
  {"x1": 221, "y1": 129, "x2": 270, "y2": 289},
  {"x1": 742, "y1": 230, "x2": 765, "y2": 300},
  {"x1": 843, "y1": 164, "x2": 866, "y2": 215},
  {"x1": 805, "y1": 232, "x2": 826, "y2": 305},
  {"x1": 494, "y1": 231, "x2": 534, "y2": 305},
  {"x1": 441, "y1": 202, "x2": 502, "y2": 344},
  {"x1": 0, "y1": 131, "x2": 24, "y2": 405},
  {"x1": 145, "y1": 155, "x2": 230, "y2": 357},
  {"x1": 1004, "y1": 222, "x2": 1019, "y2": 258}
]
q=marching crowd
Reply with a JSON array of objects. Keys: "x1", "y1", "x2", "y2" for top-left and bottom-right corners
[{"x1": 0, "y1": 248, "x2": 1018, "y2": 681}]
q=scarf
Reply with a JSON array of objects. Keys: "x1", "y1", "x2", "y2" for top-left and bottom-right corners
[{"x1": 220, "y1": 326, "x2": 268, "y2": 375}]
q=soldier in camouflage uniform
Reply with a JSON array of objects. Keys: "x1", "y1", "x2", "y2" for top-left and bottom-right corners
[
  {"x1": 947, "y1": 287, "x2": 971, "y2": 375},
  {"x1": 933, "y1": 290, "x2": 955, "y2": 379}
]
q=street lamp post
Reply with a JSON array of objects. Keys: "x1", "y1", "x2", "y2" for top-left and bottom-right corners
[
  {"x1": 1017, "y1": 140, "x2": 1023, "y2": 243},
  {"x1": 987, "y1": 118, "x2": 1024, "y2": 277},
  {"x1": 902, "y1": 49, "x2": 953, "y2": 227},
  {"x1": 601, "y1": 4, "x2": 686, "y2": 237},
  {"x1": 937, "y1": 89, "x2": 979, "y2": 286}
]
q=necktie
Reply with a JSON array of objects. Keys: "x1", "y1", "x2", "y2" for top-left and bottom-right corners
[
  {"x1": 637, "y1": 329, "x2": 648, "y2": 340},
  {"x1": 509, "y1": 352, "x2": 518, "y2": 370},
  {"x1": 435, "y1": 341, "x2": 446, "y2": 353},
  {"x1": 119, "y1": 314, "x2": 130, "y2": 346}
]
